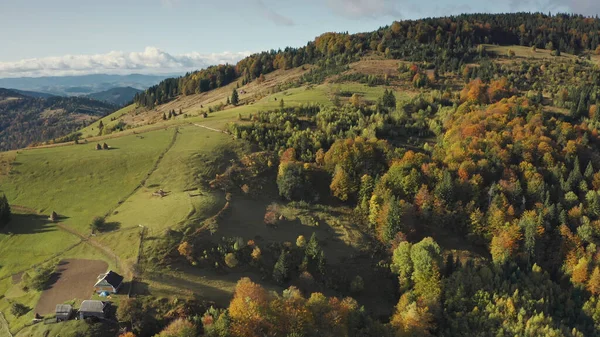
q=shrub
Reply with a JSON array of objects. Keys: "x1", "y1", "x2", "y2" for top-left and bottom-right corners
[
  {"x1": 225, "y1": 253, "x2": 238, "y2": 268},
  {"x1": 350, "y1": 275, "x2": 364, "y2": 293},
  {"x1": 296, "y1": 235, "x2": 306, "y2": 248},
  {"x1": 264, "y1": 211, "x2": 278, "y2": 226},
  {"x1": 22, "y1": 263, "x2": 55, "y2": 291},
  {"x1": 90, "y1": 216, "x2": 105, "y2": 232},
  {"x1": 11, "y1": 302, "x2": 29, "y2": 317}
]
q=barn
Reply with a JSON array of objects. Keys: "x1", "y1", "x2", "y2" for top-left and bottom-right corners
[
  {"x1": 55, "y1": 304, "x2": 73, "y2": 322},
  {"x1": 93, "y1": 270, "x2": 124, "y2": 294},
  {"x1": 79, "y1": 300, "x2": 107, "y2": 320}
]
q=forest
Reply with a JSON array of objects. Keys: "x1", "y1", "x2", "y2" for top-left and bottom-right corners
[
  {"x1": 9, "y1": 11, "x2": 600, "y2": 337},
  {"x1": 135, "y1": 12, "x2": 600, "y2": 109},
  {"x1": 0, "y1": 89, "x2": 115, "y2": 150}
]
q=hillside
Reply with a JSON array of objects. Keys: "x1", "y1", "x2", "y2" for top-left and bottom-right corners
[
  {"x1": 0, "y1": 88, "x2": 115, "y2": 150},
  {"x1": 86, "y1": 86, "x2": 142, "y2": 106},
  {"x1": 5, "y1": 12, "x2": 600, "y2": 337}
]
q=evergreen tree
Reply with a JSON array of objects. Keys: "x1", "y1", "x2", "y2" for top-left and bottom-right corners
[
  {"x1": 382, "y1": 89, "x2": 397, "y2": 109},
  {"x1": 0, "y1": 194, "x2": 11, "y2": 228},
  {"x1": 384, "y1": 197, "x2": 404, "y2": 243},
  {"x1": 305, "y1": 233, "x2": 321, "y2": 259},
  {"x1": 585, "y1": 161, "x2": 594, "y2": 179},
  {"x1": 273, "y1": 251, "x2": 290, "y2": 284},
  {"x1": 231, "y1": 88, "x2": 239, "y2": 106}
]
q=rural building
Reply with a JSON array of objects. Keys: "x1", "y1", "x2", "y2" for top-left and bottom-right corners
[
  {"x1": 93, "y1": 270, "x2": 124, "y2": 294},
  {"x1": 55, "y1": 304, "x2": 73, "y2": 322},
  {"x1": 79, "y1": 300, "x2": 107, "y2": 320}
]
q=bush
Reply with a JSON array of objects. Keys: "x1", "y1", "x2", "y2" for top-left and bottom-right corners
[
  {"x1": 22, "y1": 263, "x2": 55, "y2": 291},
  {"x1": 11, "y1": 302, "x2": 29, "y2": 317},
  {"x1": 350, "y1": 275, "x2": 364, "y2": 293},
  {"x1": 90, "y1": 216, "x2": 105, "y2": 232},
  {"x1": 225, "y1": 253, "x2": 238, "y2": 268}
]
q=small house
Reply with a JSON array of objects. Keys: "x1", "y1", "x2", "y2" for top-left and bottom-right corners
[
  {"x1": 94, "y1": 270, "x2": 124, "y2": 294},
  {"x1": 55, "y1": 304, "x2": 73, "y2": 322},
  {"x1": 79, "y1": 300, "x2": 107, "y2": 320}
]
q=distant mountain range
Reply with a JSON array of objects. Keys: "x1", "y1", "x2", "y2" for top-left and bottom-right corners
[
  {"x1": 0, "y1": 74, "x2": 174, "y2": 97},
  {"x1": 0, "y1": 88, "x2": 115, "y2": 151},
  {"x1": 86, "y1": 87, "x2": 142, "y2": 106}
]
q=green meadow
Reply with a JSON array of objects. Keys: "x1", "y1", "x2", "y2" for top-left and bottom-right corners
[{"x1": 0, "y1": 128, "x2": 174, "y2": 233}]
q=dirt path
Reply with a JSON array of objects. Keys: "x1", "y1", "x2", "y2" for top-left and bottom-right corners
[
  {"x1": 35, "y1": 259, "x2": 108, "y2": 315},
  {"x1": 193, "y1": 123, "x2": 229, "y2": 134}
]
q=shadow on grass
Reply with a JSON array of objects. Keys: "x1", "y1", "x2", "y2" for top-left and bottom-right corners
[
  {"x1": 101, "y1": 222, "x2": 121, "y2": 232},
  {"x1": 2, "y1": 213, "x2": 57, "y2": 235}
]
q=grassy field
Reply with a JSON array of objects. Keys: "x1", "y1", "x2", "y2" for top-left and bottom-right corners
[
  {"x1": 0, "y1": 128, "x2": 175, "y2": 233},
  {"x1": 0, "y1": 212, "x2": 80, "y2": 279},
  {"x1": 98, "y1": 126, "x2": 240, "y2": 261},
  {"x1": 15, "y1": 319, "x2": 114, "y2": 337},
  {"x1": 78, "y1": 104, "x2": 137, "y2": 138},
  {"x1": 482, "y1": 44, "x2": 600, "y2": 64}
]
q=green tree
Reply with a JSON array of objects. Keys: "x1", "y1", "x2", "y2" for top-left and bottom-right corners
[
  {"x1": 382, "y1": 89, "x2": 396, "y2": 109},
  {"x1": 384, "y1": 197, "x2": 404, "y2": 243},
  {"x1": 273, "y1": 251, "x2": 290, "y2": 284},
  {"x1": 0, "y1": 194, "x2": 11, "y2": 228},
  {"x1": 305, "y1": 233, "x2": 321, "y2": 259},
  {"x1": 277, "y1": 162, "x2": 314, "y2": 201},
  {"x1": 90, "y1": 216, "x2": 105, "y2": 233},
  {"x1": 231, "y1": 88, "x2": 239, "y2": 106},
  {"x1": 391, "y1": 241, "x2": 413, "y2": 291},
  {"x1": 410, "y1": 237, "x2": 442, "y2": 303}
]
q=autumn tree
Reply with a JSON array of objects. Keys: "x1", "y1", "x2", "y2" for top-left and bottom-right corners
[
  {"x1": 349, "y1": 93, "x2": 361, "y2": 107},
  {"x1": 177, "y1": 241, "x2": 194, "y2": 263},
  {"x1": 155, "y1": 318, "x2": 196, "y2": 337}
]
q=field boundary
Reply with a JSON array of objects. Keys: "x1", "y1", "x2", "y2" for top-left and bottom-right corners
[{"x1": 0, "y1": 312, "x2": 13, "y2": 337}]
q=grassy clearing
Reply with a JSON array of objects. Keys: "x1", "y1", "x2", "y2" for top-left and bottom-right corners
[
  {"x1": 78, "y1": 104, "x2": 137, "y2": 138},
  {"x1": 98, "y1": 126, "x2": 243, "y2": 261},
  {"x1": 144, "y1": 266, "x2": 283, "y2": 307},
  {"x1": 0, "y1": 212, "x2": 80, "y2": 279},
  {"x1": 0, "y1": 150, "x2": 16, "y2": 176},
  {"x1": 0, "y1": 129, "x2": 174, "y2": 233},
  {"x1": 15, "y1": 319, "x2": 109, "y2": 337},
  {"x1": 482, "y1": 44, "x2": 595, "y2": 62}
]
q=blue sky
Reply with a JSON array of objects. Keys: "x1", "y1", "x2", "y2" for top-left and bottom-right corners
[{"x1": 0, "y1": 0, "x2": 595, "y2": 77}]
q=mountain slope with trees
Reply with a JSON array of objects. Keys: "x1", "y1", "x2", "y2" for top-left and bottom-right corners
[
  {"x1": 8, "y1": 11, "x2": 600, "y2": 337},
  {"x1": 86, "y1": 86, "x2": 142, "y2": 106},
  {"x1": 0, "y1": 88, "x2": 115, "y2": 150}
]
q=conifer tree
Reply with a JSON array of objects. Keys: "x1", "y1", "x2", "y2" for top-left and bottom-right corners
[
  {"x1": 0, "y1": 194, "x2": 11, "y2": 228},
  {"x1": 231, "y1": 88, "x2": 239, "y2": 106}
]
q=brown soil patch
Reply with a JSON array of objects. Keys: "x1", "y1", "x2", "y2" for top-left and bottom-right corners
[{"x1": 35, "y1": 259, "x2": 108, "y2": 315}]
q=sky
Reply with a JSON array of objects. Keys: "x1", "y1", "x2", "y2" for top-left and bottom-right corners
[{"x1": 0, "y1": 0, "x2": 597, "y2": 78}]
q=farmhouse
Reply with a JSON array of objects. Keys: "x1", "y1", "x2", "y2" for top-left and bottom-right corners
[
  {"x1": 93, "y1": 270, "x2": 123, "y2": 294},
  {"x1": 79, "y1": 300, "x2": 107, "y2": 320},
  {"x1": 55, "y1": 304, "x2": 73, "y2": 322}
]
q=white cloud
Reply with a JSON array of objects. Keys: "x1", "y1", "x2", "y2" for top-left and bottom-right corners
[
  {"x1": 326, "y1": 0, "x2": 402, "y2": 19},
  {"x1": 0, "y1": 47, "x2": 252, "y2": 78}
]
